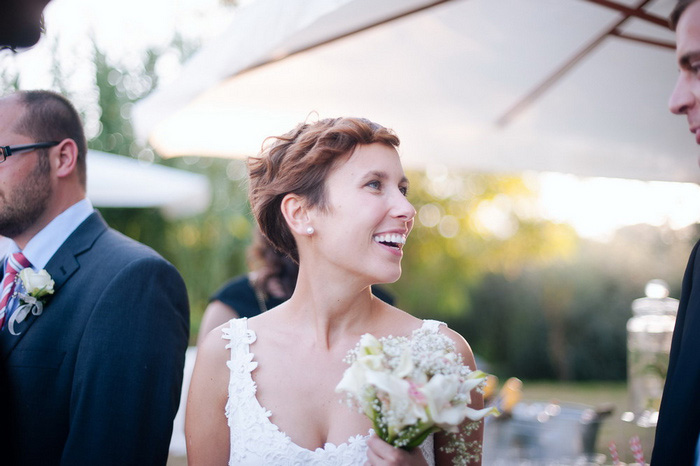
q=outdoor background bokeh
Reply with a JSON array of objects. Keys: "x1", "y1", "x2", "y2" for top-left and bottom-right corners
[
  {"x1": 3, "y1": 2, "x2": 700, "y2": 462},
  {"x1": 2, "y1": 33, "x2": 694, "y2": 383}
]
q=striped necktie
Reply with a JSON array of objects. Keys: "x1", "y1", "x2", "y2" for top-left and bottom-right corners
[{"x1": 0, "y1": 252, "x2": 31, "y2": 329}]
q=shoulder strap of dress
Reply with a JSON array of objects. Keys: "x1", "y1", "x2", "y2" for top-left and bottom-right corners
[
  {"x1": 421, "y1": 319, "x2": 446, "y2": 333},
  {"x1": 222, "y1": 317, "x2": 247, "y2": 341},
  {"x1": 222, "y1": 318, "x2": 257, "y2": 364}
]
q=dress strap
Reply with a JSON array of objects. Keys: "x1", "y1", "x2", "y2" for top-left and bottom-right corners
[
  {"x1": 420, "y1": 319, "x2": 445, "y2": 333},
  {"x1": 222, "y1": 318, "x2": 258, "y2": 369}
]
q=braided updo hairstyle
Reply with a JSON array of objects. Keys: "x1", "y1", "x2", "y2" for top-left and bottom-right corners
[{"x1": 247, "y1": 117, "x2": 400, "y2": 262}]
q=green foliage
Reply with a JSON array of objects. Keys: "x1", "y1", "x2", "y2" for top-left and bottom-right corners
[
  {"x1": 451, "y1": 225, "x2": 692, "y2": 381},
  {"x1": 82, "y1": 37, "x2": 262, "y2": 340},
  {"x1": 98, "y1": 159, "x2": 253, "y2": 339},
  {"x1": 395, "y1": 170, "x2": 578, "y2": 319}
]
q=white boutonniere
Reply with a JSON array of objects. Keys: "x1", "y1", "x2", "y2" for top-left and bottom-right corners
[{"x1": 8, "y1": 269, "x2": 55, "y2": 335}]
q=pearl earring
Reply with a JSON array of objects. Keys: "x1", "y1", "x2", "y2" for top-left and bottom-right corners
[{"x1": 306, "y1": 226, "x2": 314, "y2": 235}]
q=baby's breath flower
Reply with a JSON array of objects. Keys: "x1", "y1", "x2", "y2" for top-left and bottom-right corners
[{"x1": 336, "y1": 324, "x2": 499, "y2": 462}]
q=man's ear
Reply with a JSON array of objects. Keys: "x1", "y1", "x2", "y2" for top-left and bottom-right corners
[
  {"x1": 52, "y1": 138, "x2": 79, "y2": 179},
  {"x1": 280, "y1": 193, "x2": 311, "y2": 235}
]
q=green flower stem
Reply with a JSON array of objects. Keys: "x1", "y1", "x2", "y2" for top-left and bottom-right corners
[
  {"x1": 403, "y1": 425, "x2": 440, "y2": 450},
  {"x1": 392, "y1": 422, "x2": 441, "y2": 450},
  {"x1": 371, "y1": 409, "x2": 389, "y2": 440}
]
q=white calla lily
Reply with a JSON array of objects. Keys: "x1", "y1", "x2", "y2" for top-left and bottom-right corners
[
  {"x1": 359, "y1": 333, "x2": 382, "y2": 355},
  {"x1": 393, "y1": 347, "x2": 414, "y2": 378},
  {"x1": 357, "y1": 354, "x2": 384, "y2": 371},
  {"x1": 335, "y1": 362, "x2": 367, "y2": 395},
  {"x1": 365, "y1": 370, "x2": 428, "y2": 430}
]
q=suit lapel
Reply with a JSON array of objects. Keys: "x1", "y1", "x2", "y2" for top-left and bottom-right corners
[{"x1": 0, "y1": 212, "x2": 109, "y2": 356}]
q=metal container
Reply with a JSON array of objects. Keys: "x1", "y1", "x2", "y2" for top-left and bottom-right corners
[{"x1": 483, "y1": 401, "x2": 612, "y2": 465}]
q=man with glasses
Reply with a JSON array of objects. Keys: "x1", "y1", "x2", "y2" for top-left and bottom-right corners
[{"x1": 0, "y1": 90, "x2": 189, "y2": 466}]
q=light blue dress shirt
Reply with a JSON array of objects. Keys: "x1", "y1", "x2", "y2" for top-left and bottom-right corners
[
  {"x1": 7, "y1": 198, "x2": 94, "y2": 269},
  {"x1": 2, "y1": 198, "x2": 94, "y2": 315}
]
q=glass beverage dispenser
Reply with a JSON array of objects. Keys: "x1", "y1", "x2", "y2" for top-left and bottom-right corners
[{"x1": 626, "y1": 279, "x2": 678, "y2": 428}]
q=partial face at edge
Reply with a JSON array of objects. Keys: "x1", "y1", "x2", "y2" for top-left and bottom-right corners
[
  {"x1": 670, "y1": 0, "x2": 700, "y2": 147},
  {"x1": 0, "y1": 98, "x2": 52, "y2": 239}
]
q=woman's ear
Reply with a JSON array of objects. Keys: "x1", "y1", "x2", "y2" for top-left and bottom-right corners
[
  {"x1": 280, "y1": 193, "x2": 311, "y2": 236},
  {"x1": 52, "y1": 138, "x2": 79, "y2": 179}
]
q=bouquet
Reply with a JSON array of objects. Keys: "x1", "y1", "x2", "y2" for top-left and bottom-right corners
[{"x1": 336, "y1": 326, "x2": 498, "y2": 456}]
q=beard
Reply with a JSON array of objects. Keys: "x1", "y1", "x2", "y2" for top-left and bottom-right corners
[{"x1": 0, "y1": 155, "x2": 51, "y2": 239}]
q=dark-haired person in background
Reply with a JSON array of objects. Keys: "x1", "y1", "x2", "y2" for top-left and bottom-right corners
[
  {"x1": 0, "y1": 90, "x2": 189, "y2": 465},
  {"x1": 197, "y1": 227, "x2": 395, "y2": 345}
]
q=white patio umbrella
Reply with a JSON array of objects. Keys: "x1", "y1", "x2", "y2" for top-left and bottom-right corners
[
  {"x1": 132, "y1": 0, "x2": 699, "y2": 183},
  {"x1": 86, "y1": 150, "x2": 211, "y2": 218}
]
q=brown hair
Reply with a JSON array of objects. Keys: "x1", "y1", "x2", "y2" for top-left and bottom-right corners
[
  {"x1": 670, "y1": 0, "x2": 699, "y2": 30},
  {"x1": 247, "y1": 227, "x2": 298, "y2": 299},
  {"x1": 247, "y1": 117, "x2": 400, "y2": 262},
  {"x1": 14, "y1": 90, "x2": 88, "y2": 187}
]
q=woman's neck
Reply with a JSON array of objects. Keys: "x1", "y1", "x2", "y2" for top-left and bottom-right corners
[{"x1": 283, "y1": 265, "x2": 378, "y2": 350}]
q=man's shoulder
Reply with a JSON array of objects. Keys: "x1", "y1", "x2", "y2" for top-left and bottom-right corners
[
  {"x1": 685, "y1": 238, "x2": 700, "y2": 270},
  {"x1": 88, "y1": 227, "x2": 176, "y2": 272},
  {"x1": 64, "y1": 215, "x2": 172, "y2": 271},
  {"x1": 98, "y1": 227, "x2": 162, "y2": 257}
]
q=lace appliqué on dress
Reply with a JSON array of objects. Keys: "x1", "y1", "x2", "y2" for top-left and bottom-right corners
[{"x1": 223, "y1": 318, "x2": 438, "y2": 466}]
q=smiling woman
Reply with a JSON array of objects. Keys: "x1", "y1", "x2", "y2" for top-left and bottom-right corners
[
  {"x1": 186, "y1": 117, "x2": 487, "y2": 465},
  {"x1": 247, "y1": 117, "x2": 402, "y2": 263}
]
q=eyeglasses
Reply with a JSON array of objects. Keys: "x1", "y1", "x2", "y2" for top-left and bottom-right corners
[{"x1": 0, "y1": 142, "x2": 59, "y2": 163}]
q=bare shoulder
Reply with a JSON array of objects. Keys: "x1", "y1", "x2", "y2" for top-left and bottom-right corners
[
  {"x1": 376, "y1": 301, "x2": 424, "y2": 331},
  {"x1": 187, "y1": 323, "x2": 231, "y2": 464},
  {"x1": 437, "y1": 325, "x2": 478, "y2": 370},
  {"x1": 188, "y1": 322, "x2": 230, "y2": 418},
  {"x1": 196, "y1": 321, "x2": 231, "y2": 376},
  {"x1": 246, "y1": 305, "x2": 286, "y2": 335}
]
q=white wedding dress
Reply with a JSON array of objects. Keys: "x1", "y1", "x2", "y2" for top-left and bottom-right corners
[{"x1": 224, "y1": 318, "x2": 438, "y2": 466}]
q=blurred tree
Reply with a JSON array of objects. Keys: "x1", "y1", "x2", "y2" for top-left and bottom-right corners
[
  {"x1": 455, "y1": 224, "x2": 693, "y2": 381},
  {"x1": 83, "y1": 39, "x2": 252, "y2": 338},
  {"x1": 395, "y1": 170, "x2": 577, "y2": 320}
]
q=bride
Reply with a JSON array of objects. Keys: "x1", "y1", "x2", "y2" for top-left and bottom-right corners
[{"x1": 186, "y1": 117, "x2": 484, "y2": 465}]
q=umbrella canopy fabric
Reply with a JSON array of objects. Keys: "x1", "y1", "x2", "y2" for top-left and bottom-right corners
[
  {"x1": 86, "y1": 150, "x2": 211, "y2": 218},
  {"x1": 132, "y1": 0, "x2": 699, "y2": 182}
]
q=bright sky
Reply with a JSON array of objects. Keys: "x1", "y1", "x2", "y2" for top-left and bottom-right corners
[
  {"x1": 535, "y1": 172, "x2": 700, "y2": 240},
  {"x1": 4, "y1": 0, "x2": 236, "y2": 88},
  {"x1": 5, "y1": 0, "x2": 700, "y2": 241},
  {"x1": 47, "y1": 0, "x2": 236, "y2": 50}
]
